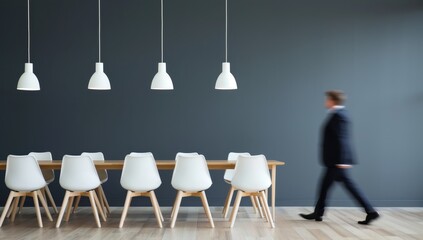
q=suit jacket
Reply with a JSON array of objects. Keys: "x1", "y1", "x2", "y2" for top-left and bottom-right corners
[{"x1": 321, "y1": 108, "x2": 356, "y2": 167}]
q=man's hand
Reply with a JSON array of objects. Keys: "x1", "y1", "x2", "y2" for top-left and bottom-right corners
[{"x1": 336, "y1": 164, "x2": 352, "y2": 169}]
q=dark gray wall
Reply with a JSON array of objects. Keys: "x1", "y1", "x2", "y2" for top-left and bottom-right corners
[{"x1": 0, "y1": 0, "x2": 422, "y2": 207}]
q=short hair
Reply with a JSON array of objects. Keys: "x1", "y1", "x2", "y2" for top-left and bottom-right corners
[{"x1": 325, "y1": 90, "x2": 346, "y2": 105}]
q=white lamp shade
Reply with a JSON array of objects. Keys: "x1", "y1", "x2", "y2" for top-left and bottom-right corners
[
  {"x1": 17, "y1": 63, "x2": 40, "y2": 91},
  {"x1": 88, "y1": 62, "x2": 111, "y2": 90},
  {"x1": 215, "y1": 62, "x2": 237, "y2": 90},
  {"x1": 151, "y1": 62, "x2": 174, "y2": 90}
]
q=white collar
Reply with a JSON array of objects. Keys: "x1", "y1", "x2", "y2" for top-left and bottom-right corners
[{"x1": 328, "y1": 105, "x2": 345, "y2": 113}]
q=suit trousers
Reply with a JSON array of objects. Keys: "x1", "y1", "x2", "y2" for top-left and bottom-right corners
[{"x1": 314, "y1": 168, "x2": 375, "y2": 216}]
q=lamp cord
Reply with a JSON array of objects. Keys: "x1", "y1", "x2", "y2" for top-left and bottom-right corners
[
  {"x1": 161, "y1": 0, "x2": 164, "y2": 62},
  {"x1": 27, "y1": 0, "x2": 30, "y2": 63},
  {"x1": 225, "y1": 0, "x2": 227, "y2": 62},
  {"x1": 98, "y1": 0, "x2": 101, "y2": 62}
]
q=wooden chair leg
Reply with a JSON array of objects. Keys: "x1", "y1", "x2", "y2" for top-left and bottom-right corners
[
  {"x1": 88, "y1": 190, "x2": 101, "y2": 228},
  {"x1": 19, "y1": 196, "x2": 26, "y2": 213},
  {"x1": 170, "y1": 191, "x2": 183, "y2": 228},
  {"x1": 223, "y1": 186, "x2": 234, "y2": 218},
  {"x1": 229, "y1": 190, "x2": 244, "y2": 228},
  {"x1": 37, "y1": 190, "x2": 53, "y2": 221},
  {"x1": 170, "y1": 191, "x2": 181, "y2": 219},
  {"x1": 159, "y1": 206, "x2": 164, "y2": 222},
  {"x1": 64, "y1": 196, "x2": 75, "y2": 222},
  {"x1": 149, "y1": 191, "x2": 163, "y2": 228},
  {"x1": 250, "y1": 196, "x2": 258, "y2": 214},
  {"x1": 32, "y1": 191, "x2": 43, "y2": 228},
  {"x1": 41, "y1": 188, "x2": 46, "y2": 201},
  {"x1": 151, "y1": 192, "x2": 164, "y2": 222},
  {"x1": 258, "y1": 192, "x2": 269, "y2": 223},
  {"x1": 10, "y1": 196, "x2": 20, "y2": 222},
  {"x1": 95, "y1": 188, "x2": 106, "y2": 217},
  {"x1": 170, "y1": 200, "x2": 176, "y2": 219},
  {"x1": 7, "y1": 197, "x2": 18, "y2": 218},
  {"x1": 18, "y1": 196, "x2": 26, "y2": 214},
  {"x1": 200, "y1": 191, "x2": 215, "y2": 228},
  {"x1": 6, "y1": 198, "x2": 15, "y2": 218},
  {"x1": 72, "y1": 196, "x2": 81, "y2": 213},
  {"x1": 0, "y1": 192, "x2": 16, "y2": 227},
  {"x1": 119, "y1": 191, "x2": 133, "y2": 228},
  {"x1": 99, "y1": 185, "x2": 111, "y2": 214},
  {"x1": 93, "y1": 190, "x2": 107, "y2": 222},
  {"x1": 44, "y1": 185, "x2": 58, "y2": 214},
  {"x1": 56, "y1": 191, "x2": 70, "y2": 228},
  {"x1": 254, "y1": 196, "x2": 265, "y2": 219},
  {"x1": 259, "y1": 191, "x2": 274, "y2": 228}
]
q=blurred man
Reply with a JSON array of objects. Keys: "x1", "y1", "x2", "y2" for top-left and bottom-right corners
[{"x1": 300, "y1": 90, "x2": 379, "y2": 225}]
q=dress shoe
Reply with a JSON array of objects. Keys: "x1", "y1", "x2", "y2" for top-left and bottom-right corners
[
  {"x1": 299, "y1": 213, "x2": 322, "y2": 222},
  {"x1": 358, "y1": 212, "x2": 380, "y2": 225}
]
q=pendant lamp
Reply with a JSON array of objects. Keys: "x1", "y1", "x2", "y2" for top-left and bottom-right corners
[
  {"x1": 215, "y1": 0, "x2": 237, "y2": 90},
  {"x1": 151, "y1": 0, "x2": 173, "y2": 90},
  {"x1": 88, "y1": 0, "x2": 111, "y2": 90},
  {"x1": 17, "y1": 0, "x2": 40, "y2": 91}
]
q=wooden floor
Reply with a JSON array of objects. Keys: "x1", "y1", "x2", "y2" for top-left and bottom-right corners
[{"x1": 0, "y1": 207, "x2": 422, "y2": 240}]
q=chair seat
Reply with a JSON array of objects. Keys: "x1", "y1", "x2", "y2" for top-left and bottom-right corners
[
  {"x1": 63, "y1": 186, "x2": 99, "y2": 192},
  {"x1": 8, "y1": 183, "x2": 46, "y2": 192},
  {"x1": 233, "y1": 186, "x2": 268, "y2": 193},
  {"x1": 126, "y1": 188, "x2": 156, "y2": 193},
  {"x1": 45, "y1": 178, "x2": 55, "y2": 184},
  {"x1": 97, "y1": 171, "x2": 108, "y2": 184},
  {"x1": 172, "y1": 185, "x2": 211, "y2": 193},
  {"x1": 9, "y1": 186, "x2": 45, "y2": 192},
  {"x1": 61, "y1": 180, "x2": 100, "y2": 192},
  {"x1": 122, "y1": 182, "x2": 161, "y2": 193},
  {"x1": 41, "y1": 170, "x2": 55, "y2": 183},
  {"x1": 232, "y1": 180, "x2": 270, "y2": 193}
]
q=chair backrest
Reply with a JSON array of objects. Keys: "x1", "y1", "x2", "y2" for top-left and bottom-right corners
[
  {"x1": 81, "y1": 152, "x2": 107, "y2": 182},
  {"x1": 231, "y1": 155, "x2": 271, "y2": 192},
  {"x1": 171, "y1": 154, "x2": 212, "y2": 192},
  {"x1": 81, "y1": 152, "x2": 105, "y2": 161},
  {"x1": 5, "y1": 155, "x2": 46, "y2": 191},
  {"x1": 223, "y1": 152, "x2": 251, "y2": 182},
  {"x1": 129, "y1": 152, "x2": 154, "y2": 157},
  {"x1": 29, "y1": 152, "x2": 54, "y2": 183},
  {"x1": 175, "y1": 152, "x2": 198, "y2": 160},
  {"x1": 121, "y1": 154, "x2": 162, "y2": 192},
  {"x1": 59, "y1": 155, "x2": 101, "y2": 191}
]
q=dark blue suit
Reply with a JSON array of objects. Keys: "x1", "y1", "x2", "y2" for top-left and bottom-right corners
[
  {"x1": 321, "y1": 108, "x2": 355, "y2": 167},
  {"x1": 315, "y1": 108, "x2": 375, "y2": 216}
]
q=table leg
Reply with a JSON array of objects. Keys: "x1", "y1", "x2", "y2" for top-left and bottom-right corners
[{"x1": 271, "y1": 165, "x2": 276, "y2": 220}]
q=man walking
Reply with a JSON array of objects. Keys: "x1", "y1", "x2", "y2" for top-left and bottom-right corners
[{"x1": 300, "y1": 90, "x2": 379, "y2": 225}]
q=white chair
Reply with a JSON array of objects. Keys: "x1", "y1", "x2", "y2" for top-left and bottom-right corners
[
  {"x1": 56, "y1": 155, "x2": 106, "y2": 228},
  {"x1": 0, "y1": 155, "x2": 53, "y2": 228},
  {"x1": 129, "y1": 152, "x2": 155, "y2": 157},
  {"x1": 170, "y1": 152, "x2": 199, "y2": 215},
  {"x1": 72, "y1": 152, "x2": 110, "y2": 216},
  {"x1": 119, "y1": 153, "x2": 163, "y2": 228},
  {"x1": 170, "y1": 154, "x2": 214, "y2": 228},
  {"x1": 175, "y1": 152, "x2": 198, "y2": 159},
  {"x1": 6, "y1": 152, "x2": 58, "y2": 218},
  {"x1": 229, "y1": 155, "x2": 274, "y2": 228},
  {"x1": 168, "y1": 152, "x2": 199, "y2": 218},
  {"x1": 28, "y1": 152, "x2": 58, "y2": 214},
  {"x1": 222, "y1": 152, "x2": 264, "y2": 218}
]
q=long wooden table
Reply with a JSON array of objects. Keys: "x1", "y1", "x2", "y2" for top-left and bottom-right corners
[{"x1": 0, "y1": 160, "x2": 285, "y2": 220}]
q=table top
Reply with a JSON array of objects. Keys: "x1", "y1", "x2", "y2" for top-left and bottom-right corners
[{"x1": 0, "y1": 160, "x2": 285, "y2": 170}]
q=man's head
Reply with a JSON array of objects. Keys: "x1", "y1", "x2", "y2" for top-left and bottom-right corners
[{"x1": 325, "y1": 90, "x2": 346, "y2": 109}]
